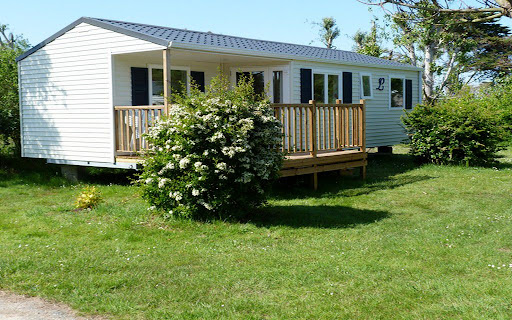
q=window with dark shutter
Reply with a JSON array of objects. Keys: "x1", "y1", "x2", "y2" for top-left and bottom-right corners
[
  {"x1": 343, "y1": 72, "x2": 353, "y2": 104},
  {"x1": 131, "y1": 67, "x2": 149, "y2": 106},
  {"x1": 191, "y1": 71, "x2": 205, "y2": 92},
  {"x1": 300, "y1": 68, "x2": 312, "y2": 103},
  {"x1": 405, "y1": 79, "x2": 413, "y2": 109}
]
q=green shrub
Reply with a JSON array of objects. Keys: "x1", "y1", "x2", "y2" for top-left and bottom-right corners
[
  {"x1": 0, "y1": 48, "x2": 22, "y2": 152},
  {"x1": 137, "y1": 75, "x2": 283, "y2": 220},
  {"x1": 75, "y1": 186, "x2": 102, "y2": 210},
  {"x1": 402, "y1": 93, "x2": 507, "y2": 166},
  {"x1": 481, "y1": 76, "x2": 512, "y2": 138}
]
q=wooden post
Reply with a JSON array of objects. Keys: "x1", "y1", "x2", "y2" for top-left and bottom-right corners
[
  {"x1": 309, "y1": 100, "x2": 318, "y2": 190},
  {"x1": 309, "y1": 100, "x2": 317, "y2": 158},
  {"x1": 359, "y1": 99, "x2": 366, "y2": 152},
  {"x1": 163, "y1": 48, "x2": 171, "y2": 115},
  {"x1": 360, "y1": 99, "x2": 367, "y2": 180},
  {"x1": 335, "y1": 99, "x2": 342, "y2": 149}
]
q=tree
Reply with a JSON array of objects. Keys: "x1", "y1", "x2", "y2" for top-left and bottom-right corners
[
  {"x1": 456, "y1": 29, "x2": 512, "y2": 82},
  {"x1": 0, "y1": 24, "x2": 29, "y2": 49},
  {"x1": 358, "y1": 0, "x2": 512, "y2": 23},
  {"x1": 314, "y1": 17, "x2": 341, "y2": 49},
  {"x1": 0, "y1": 23, "x2": 29, "y2": 152},
  {"x1": 358, "y1": 1, "x2": 512, "y2": 101},
  {"x1": 353, "y1": 20, "x2": 387, "y2": 57}
]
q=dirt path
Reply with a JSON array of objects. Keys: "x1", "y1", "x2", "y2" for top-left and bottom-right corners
[{"x1": 0, "y1": 291, "x2": 103, "y2": 320}]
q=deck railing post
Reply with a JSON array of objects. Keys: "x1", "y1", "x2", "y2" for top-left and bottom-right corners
[
  {"x1": 309, "y1": 100, "x2": 318, "y2": 190},
  {"x1": 335, "y1": 99, "x2": 343, "y2": 149},
  {"x1": 360, "y1": 99, "x2": 367, "y2": 179},
  {"x1": 309, "y1": 100, "x2": 317, "y2": 158},
  {"x1": 163, "y1": 48, "x2": 171, "y2": 116},
  {"x1": 359, "y1": 99, "x2": 366, "y2": 151}
]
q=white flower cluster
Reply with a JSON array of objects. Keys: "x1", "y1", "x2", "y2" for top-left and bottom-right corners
[{"x1": 139, "y1": 88, "x2": 283, "y2": 217}]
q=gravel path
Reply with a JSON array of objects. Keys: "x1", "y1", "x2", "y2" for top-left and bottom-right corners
[{"x1": 0, "y1": 291, "x2": 103, "y2": 320}]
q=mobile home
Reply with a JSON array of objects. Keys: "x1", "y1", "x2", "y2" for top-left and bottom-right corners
[{"x1": 16, "y1": 17, "x2": 422, "y2": 171}]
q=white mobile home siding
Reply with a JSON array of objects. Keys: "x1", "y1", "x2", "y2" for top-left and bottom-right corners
[
  {"x1": 19, "y1": 22, "x2": 164, "y2": 163},
  {"x1": 290, "y1": 61, "x2": 420, "y2": 147}
]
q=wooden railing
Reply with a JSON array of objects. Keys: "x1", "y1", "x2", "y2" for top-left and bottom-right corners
[
  {"x1": 273, "y1": 100, "x2": 366, "y2": 156},
  {"x1": 115, "y1": 105, "x2": 165, "y2": 154},
  {"x1": 114, "y1": 100, "x2": 366, "y2": 156}
]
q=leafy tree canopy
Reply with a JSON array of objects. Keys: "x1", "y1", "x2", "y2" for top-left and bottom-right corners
[{"x1": 0, "y1": 23, "x2": 29, "y2": 152}]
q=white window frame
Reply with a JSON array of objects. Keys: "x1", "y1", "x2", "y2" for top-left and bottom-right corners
[
  {"x1": 312, "y1": 69, "x2": 342, "y2": 104},
  {"x1": 230, "y1": 66, "x2": 291, "y2": 103},
  {"x1": 389, "y1": 75, "x2": 406, "y2": 110},
  {"x1": 360, "y1": 72, "x2": 373, "y2": 99},
  {"x1": 148, "y1": 64, "x2": 190, "y2": 105}
]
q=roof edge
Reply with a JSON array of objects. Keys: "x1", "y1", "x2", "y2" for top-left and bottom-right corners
[
  {"x1": 171, "y1": 42, "x2": 423, "y2": 71},
  {"x1": 16, "y1": 17, "x2": 170, "y2": 62}
]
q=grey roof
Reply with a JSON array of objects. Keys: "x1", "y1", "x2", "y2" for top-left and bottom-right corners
[{"x1": 17, "y1": 17, "x2": 420, "y2": 70}]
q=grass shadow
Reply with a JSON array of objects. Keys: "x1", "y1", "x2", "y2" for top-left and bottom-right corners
[
  {"x1": 271, "y1": 152, "x2": 434, "y2": 200},
  {"x1": 244, "y1": 205, "x2": 389, "y2": 229},
  {"x1": 0, "y1": 153, "x2": 136, "y2": 187},
  {"x1": 80, "y1": 167, "x2": 137, "y2": 185}
]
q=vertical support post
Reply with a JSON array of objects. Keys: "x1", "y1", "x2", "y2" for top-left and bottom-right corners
[
  {"x1": 360, "y1": 99, "x2": 367, "y2": 180},
  {"x1": 336, "y1": 99, "x2": 342, "y2": 149},
  {"x1": 309, "y1": 100, "x2": 318, "y2": 190},
  {"x1": 163, "y1": 48, "x2": 171, "y2": 115},
  {"x1": 309, "y1": 100, "x2": 317, "y2": 158},
  {"x1": 359, "y1": 99, "x2": 366, "y2": 151}
]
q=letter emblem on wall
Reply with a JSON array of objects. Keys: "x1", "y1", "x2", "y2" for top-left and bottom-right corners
[{"x1": 376, "y1": 77, "x2": 385, "y2": 91}]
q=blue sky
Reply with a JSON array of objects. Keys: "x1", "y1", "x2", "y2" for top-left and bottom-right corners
[
  {"x1": 1, "y1": 0, "x2": 387, "y2": 51},
  {"x1": 2, "y1": 0, "x2": 512, "y2": 52}
]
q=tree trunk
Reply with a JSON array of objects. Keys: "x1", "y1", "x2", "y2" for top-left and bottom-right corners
[
  {"x1": 423, "y1": 43, "x2": 436, "y2": 102},
  {"x1": 406, "y1": 43, "x2": 417, "y2": 66},
  {"x1": 496, "y1": 0, "x2": 512, "y2": 17}
]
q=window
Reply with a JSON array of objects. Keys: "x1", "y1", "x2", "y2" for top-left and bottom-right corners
[
  {"x1": 327, "y1": 75, "x2": 339, "y2": 103},
  {"x1": 151, "y1": 69, "x2": 164, "y2": 105},
  {"x1": 149, "y1": 66, "x2": 190, "y2": 105},
  {"x1": 360, "y1": 73, "x2": 372, "y2": 99},
  {"x1": 313, "y1": 72, "x2": 340, "y2": 103},
  {"x1": 236, "y1": 71, "x2": 265, "y2": 96},
  {"x1": 273, "y1": 71, "x2": 283, "y2": 103},
  {"x1": 390, "y1": 77, "x2": 404, "y2": 108},
  {"x1": 313, "y1": 73, "x2": 325, "y2": 103},
  {"x1": 171, "y1": 69, "x2": 187, "y2": 96},
  {"x1": 231, "y1": 67, "x2": 289, "y2": 103}
]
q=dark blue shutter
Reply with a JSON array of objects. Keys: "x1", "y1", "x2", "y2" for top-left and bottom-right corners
[
  {"x1": 342, "y1": 72, "x2": 352, "y2": 104},
  {"x1": 191, "y1": 71, "x2": 205, "y2": 92},
  {"x1": 131, "y1": 67, "x2": 149, "y2": 106},
  {"x1": 405, "y1": 79, "x2": 413, "y2": 109},
  {"x1": 300, "y1": 68, "x2": 312, "y2": 103}
]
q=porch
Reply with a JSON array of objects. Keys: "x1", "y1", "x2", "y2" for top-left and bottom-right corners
[
  {"x1": 112, "y1": 48, "x2": 366, "y2": 189},
  {"x1": 115, "y1": 99, "x2": 367, "y2": 190}
]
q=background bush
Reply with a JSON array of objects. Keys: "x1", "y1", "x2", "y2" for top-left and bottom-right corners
[
  {"x1": 402, "y1": 91, "x2": 508, "y2": 166},
  {"x1": 137, "y1": 75, "x2": 283, "y2": 220},
  {"x1": 481, "y1": 76, "x2": 512, "y2": 140}
]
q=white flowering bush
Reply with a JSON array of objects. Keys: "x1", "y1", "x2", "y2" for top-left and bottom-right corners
[{"x1": 138, "y1": 75, "x2": 283, "y2": 219}]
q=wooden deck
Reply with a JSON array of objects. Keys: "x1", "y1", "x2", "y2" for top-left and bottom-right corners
[
  {"x1": 115, "y1": 99, "x2": 367, "y2": 189},
  {"x1": 282, "y1": 149, "x2": 366, "y2": 176}
]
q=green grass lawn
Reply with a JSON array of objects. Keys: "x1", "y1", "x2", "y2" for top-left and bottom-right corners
[{"x1": 1, "y1": 147, "x2": 512, "y2": 319}]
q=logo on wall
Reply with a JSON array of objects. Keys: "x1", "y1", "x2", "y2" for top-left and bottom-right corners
[{"x1": 376, "y1": 77, "x2": 385, "y2": 91}]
